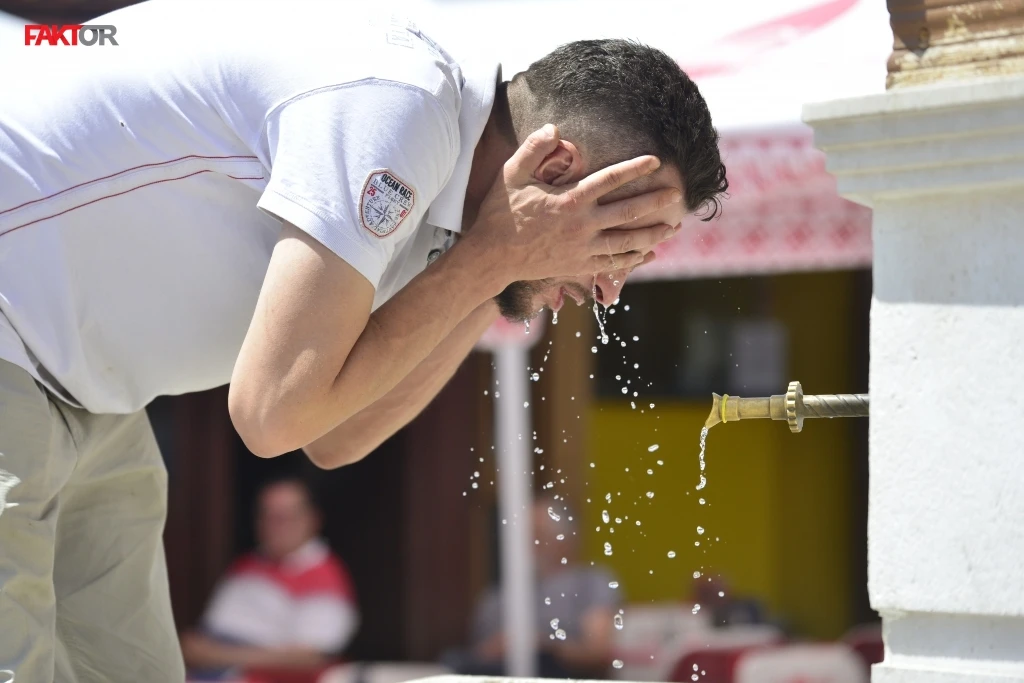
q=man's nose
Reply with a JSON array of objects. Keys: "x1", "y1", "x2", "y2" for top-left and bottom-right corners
[{"x1": 594, "y1": 270, "x2": 628, "y2": 306}]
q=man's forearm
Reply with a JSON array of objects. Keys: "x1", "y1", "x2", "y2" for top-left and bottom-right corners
[{"x1": 304, "y1": 298, "x2": 499, "y2": 468}]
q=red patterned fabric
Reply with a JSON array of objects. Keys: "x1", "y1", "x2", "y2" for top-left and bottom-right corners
[{"x1": 634, "y1": 125, "x2": 872, "y2": 282}]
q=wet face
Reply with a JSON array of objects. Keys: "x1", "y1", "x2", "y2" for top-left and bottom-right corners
[
  {"x1": 495, "y1": 165, "x2": 686, "y2": 322},
  {"x1": 256, "y1": 481, "x2": 319, "y2": 562}
]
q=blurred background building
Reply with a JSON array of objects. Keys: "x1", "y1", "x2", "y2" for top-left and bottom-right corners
[{"x1": 0, "y1": 0, "x2": 892, "y2": 680}]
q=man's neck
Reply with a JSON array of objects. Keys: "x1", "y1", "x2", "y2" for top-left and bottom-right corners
[{"x1": 461, "y1": 80, "x2": 518, "y2": 233}]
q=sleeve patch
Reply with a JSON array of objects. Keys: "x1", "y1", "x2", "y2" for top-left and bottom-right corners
[{"x1": 359, "y1": 169, "x2": 415, "y2": 238}]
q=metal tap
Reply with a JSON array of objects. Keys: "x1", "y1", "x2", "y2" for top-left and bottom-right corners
[{"x1": 705, "y1": 381, "x2": 869, "y2": 433}]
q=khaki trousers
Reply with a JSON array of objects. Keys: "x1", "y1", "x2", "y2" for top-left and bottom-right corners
[{"x1": 0, "y1": 360, "x2": 184, "y2": 682}]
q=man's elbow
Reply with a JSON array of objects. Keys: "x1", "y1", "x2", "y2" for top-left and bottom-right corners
[
  {"x1": 228, "y1": 389, "x2": 302, "y2": 459},
  {"x1": 303, "y1": 440, "x2": 369, "y2": 470}
]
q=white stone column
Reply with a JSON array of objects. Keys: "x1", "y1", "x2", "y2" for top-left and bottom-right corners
[{"x1": 805, "y1": 77, "x2": 1024, "y2": 682}]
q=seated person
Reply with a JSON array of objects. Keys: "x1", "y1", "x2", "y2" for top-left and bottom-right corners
[
  {"x1": 181, "y1": 478, "x2": 358, "y2": 680},
  {"x1": 446, "y1": 497, "x2": 621, "y2": 679}
]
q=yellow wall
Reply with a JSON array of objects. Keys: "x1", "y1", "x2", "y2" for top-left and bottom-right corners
[{"x1": 583, "y1": 272, "x2": 860, "y2": 640}]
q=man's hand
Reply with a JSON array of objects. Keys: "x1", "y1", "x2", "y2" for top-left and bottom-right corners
[{"x1": 463, "y1": 124, "x2": 681, "y2": 283}]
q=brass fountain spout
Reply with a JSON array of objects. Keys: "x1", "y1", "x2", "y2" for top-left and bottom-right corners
[{"x1": 705, "y1": 381, "x2": 869, "y2": 433}]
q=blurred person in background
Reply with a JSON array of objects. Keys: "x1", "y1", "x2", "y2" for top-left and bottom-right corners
[
  {"x1": 445, "y1": 497, "x2": 621, "y2": 678},
  {"x1": 181, "y1": 478, "x2": 358, "y2": 681}
]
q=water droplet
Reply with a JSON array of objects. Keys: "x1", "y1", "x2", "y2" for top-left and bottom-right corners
[
  {"x1": 605, "y1": 493, "x2": 612, "y2": 503},
  {"x1": 550, "y1": 618, "x2": 559, "y2": 629},
  {"x1": 613, "y1": 614, "x2": 624, "y2": 630},
  {"x1": 650, "y1": 403, "x2": 656, "y2": 409},
  {"x1": 561, "y1": 557, "x2": 567, "y2": 564},
  {"x1": 719, "y1": 591, "x2": 725, "y2": 597},
  {"x1": 615, "y1": 375, "x2": 621, "y2": 380},
  {"x1": 691, "y1": 676, "x2": 699, "y2": 682},
  {"x1": 575, "y1": 331, "x2": 581, "y2": 338},
  {"x1": 602, "y1": 510, "x2": 610, "y2": 524},
  {"x1": 657, "y1": 460, "x2": 664, "y2": 466},
  {"x1": 624, "y1": 305, "x2": 630, "y2": 311},
  {"x1": 613, "y1": 660, "x2": 624, "y2": 670},
  {"x1": 692, "y1": 603, "x2": 701, "y2": 615},
  {"x1": 524, "y1": 401, "x2": 530, "y2": 408},
  {"x1": 667, "y1": 550, "x2": 676, "y2": 558},
  {"x1": 530, "y1": 372, "x2": 540, "y2": 381},
  {"x1": 620, "y1": 341, "x2": 626, "y2": 347},
  {"x1": 604, "y1": 542, "x2": 613, "y2": 556},
  {"x1": 494, "y1": 391, "x2": 500, "y2": 398},
  {"x1": 555, "y1": 628, "x2": 567, "y2": 640},
  {"x1": 556, "y1": 533, "x2": 564, "y2": 540},
  {"x1": 693, "y1": 571, "x2": 701, "y2": 579},
  {"x1": 591, "y1": 346, "x2": 598, "y2": 353},
  {"x1": 552, "y1": 311, "x2": 559, "y2": 325},
  {"x1": 693, "y1": 664, "x2": 699, "y2": 672},
  {"x1": 524, "y1": 321, "x2": 530, "y2": 334},
  {"x1": 696, "y1": 475, "x2": 707, "y2": 491},
  {"x1": 621, "y1": 387, "x2": 628, "y2": 394},
  {"x1": 589, "y1": 462, "x2": 595, "y2": 468},
  {"x1": 636, "y1": 520, "x2": 641, "y2": 526},
  {"x1": 646, "y1": 491, "x2": 654, "y2": 499},
  {"x1": 609, "y1": 581, "x2": 619, "y2": 589},
  {"x1": 632, "y1": 336, "x2": 639, "y2": 341},
  {"x1": 647, "y1": 469, "x2": 654, "y2": 475},
  {"x1": 471, "y1": 482, "x2": 478, "y2": 489},
  {"x1": 547, "y1": 507, "x2": 561, "y2": 521},
  {"x1": 699, "y1": 498, "x2": 706, "y2": 505},
  {"x1": 615, "y1": 517, "x2": 622, "y2": 524},
  {"x1": 695, "y1": 541, "x2": 700, "y2": 546},
  {"x1": 697, "y1": 526, "x2": 704, "y2": 535},
  {"x1": 648, "y1": 444, "x2": 660, "y2": 452},
  {"x1": 544, "y1": 597, "x2": 551, "y2": 605}
]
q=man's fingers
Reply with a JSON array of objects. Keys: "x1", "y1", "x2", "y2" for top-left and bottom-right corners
[
  {"x1": 570, "y1": 155, "x2": 661, "y2": 203},
  {"x1": 590, "y1": 251, "x2": 646, "y2": 272},
  {"x1": 503, "y1": 124, "x2": 560, "y2": 186},
  {"x1": 598, "y1": 223, "x2": 680, "y2": 256},
  {"x1": 593, "y1": 188, "x2": 682, "y2": 230}
]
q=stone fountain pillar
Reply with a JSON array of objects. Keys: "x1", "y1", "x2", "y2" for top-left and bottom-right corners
[{"x1": 805, "y1": 2, "x2": 1024, "y2": 681}]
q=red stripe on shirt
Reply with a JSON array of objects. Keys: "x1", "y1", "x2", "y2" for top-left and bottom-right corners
[
  {"x1": 0, "y1": 170, "x2": 265, "y2": 238},
  {"x1": 0, "y1": 154, "x2": 260, "y2": 216}
]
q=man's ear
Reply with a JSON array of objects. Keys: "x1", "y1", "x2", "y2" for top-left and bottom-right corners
[{"x1": 533, "y1": 139, "x2": 584, "y2": 186}]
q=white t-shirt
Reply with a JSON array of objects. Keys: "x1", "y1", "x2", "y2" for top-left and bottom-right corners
[{"x1": 0, "y1": 1, "x2": 498, "y2": 413}]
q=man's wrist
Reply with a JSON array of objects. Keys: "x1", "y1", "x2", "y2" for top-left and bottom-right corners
[{"x1": 448, "y1": 232, "x2": 513, "y2": 300}]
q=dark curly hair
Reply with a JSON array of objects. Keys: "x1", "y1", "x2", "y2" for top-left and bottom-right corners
[{"x1": 514, "y1": 39, "x2": 728, "y2": 220}]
